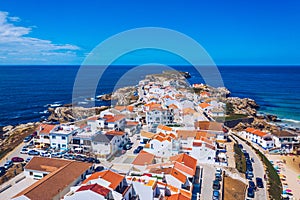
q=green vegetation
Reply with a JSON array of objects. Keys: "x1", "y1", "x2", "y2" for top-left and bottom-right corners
[
  {"x1": 254, "y1": 149, "x2": 282, "y2": 200},
  {"x1": 233, "y1": 143, "x2": 247, "y2": 173},
  {"x1": 225, "y1": 102, "x2": 234, "y2": 115}
]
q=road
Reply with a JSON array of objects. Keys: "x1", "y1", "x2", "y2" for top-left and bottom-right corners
[
  {"x1": 232, "y1": 134, "x2": 268, "y2": 200},
  {"x1": 0, "y1": 142, "x2": 29, "y2": 167}
]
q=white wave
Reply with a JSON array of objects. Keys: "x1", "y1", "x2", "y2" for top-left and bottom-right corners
[
  {"x1": 279, "y1": 118, "x2": 300, "y2": 124},
  {"x1": 78, "y1": 101, "x2": 88, "y2": 105}
]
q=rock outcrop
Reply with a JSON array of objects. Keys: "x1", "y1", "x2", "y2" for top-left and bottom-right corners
[{"x1": 47, "y1": 106, "x2": 108, "y2": 122}]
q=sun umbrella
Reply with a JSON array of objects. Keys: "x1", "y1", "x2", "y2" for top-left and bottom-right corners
[{"x1": 285, "y1": 189, "x2": 292, "y2": 193}]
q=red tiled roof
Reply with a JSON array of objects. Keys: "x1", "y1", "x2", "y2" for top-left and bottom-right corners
[
  {"x1": 82, "y1": 170, "x2": 124, "y2": 190},
  {"x1": 105, "y1": 115, "x2": 125, "y2": 123},
  {"x1": 245, "y1": 127, "x2": 267, "y2": 137},
  {"x1": 157, "y1": 124, "x2": 173, "y2": 131},
  {"x1": 132, "y1": 151, "x2": 155, "y2": 166},
  {"x1": 194, "y1": 121, "x2": 224, "y2": 132},
  {"x1": 170, "y1": 168, "x2": 187, "y2": 183},
  {"x1": 166, "y1": 193, "x2": 191, "y2": 200},
  {"x1": 76, "y1": 184, "x2": 110, "y2": 197},
  {"x1": 126, "y1": 121, "x2": 139, "y2": 126},
  {"x1": 170, "y1": 153, "x2": 197, "y2": 175},
  {"x1": 193, "y1": 141, "x2": 202, "y2": 147},
  {"x1": 105, "y1": 130, "x2": 125, "y2": 136},
  {"x1": 199, "y1": 102, "x2": 211, "y2": 109},
  {"x1": 183, "y1": 108, "x2": 196, "y2": 115},
  {"x1": 38, "y1": 124, "x2": 55, "y2": 135},
  {"x1": 88, "y1": 116, "x2": 99, "y2": 121}
]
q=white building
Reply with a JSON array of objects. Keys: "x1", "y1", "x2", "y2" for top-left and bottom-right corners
[
  {"x1": 49, "y1": 124, "x2": 79, "y2": 150},
  {"x1": 240, "y1": 127, "x2": 274, "y2": 149}
]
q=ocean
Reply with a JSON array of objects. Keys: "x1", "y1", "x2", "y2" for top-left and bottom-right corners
[{"x1": 0, "y1": 65, "x2": 299, "y2": 128}]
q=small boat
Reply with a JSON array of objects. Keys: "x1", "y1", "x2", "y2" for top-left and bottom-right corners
[{"x1": 48, "y1": 103, "x2": 62, "y2": 108}]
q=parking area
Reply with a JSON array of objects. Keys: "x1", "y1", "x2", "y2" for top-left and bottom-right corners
[
  {"x1": 233, "y1": 135, "x2": 267, "y2": 200},
  {"x1": 200, "y1": 164, "x2": 223, "y2": 200}
]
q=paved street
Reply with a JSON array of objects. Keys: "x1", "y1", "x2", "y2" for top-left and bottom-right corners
[
  {"x1": 200, "y1": 164, "x2": 216, "y2": 200},
  {"x1": 0, "y1": 142, "x2": 29, "y2": 166},
  {"x1": 232, "y1": 134, "x2": 268, "y2": 200}
]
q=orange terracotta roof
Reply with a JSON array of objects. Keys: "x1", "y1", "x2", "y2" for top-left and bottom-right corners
[
  {"x1": 170, "y1": 168, "x2": 187, "y2": 183},
  {"x1": 153, "y1": 135, "x2": 164, "y2": 142},
  {"x1": 14, "y1": 159, "x2": 92, "y2": 200},
  {"x1": 193, "y1": 141, "x2": 202, "y2": 147},
  {"x1": 245, "y1": 127, "x2": 267, "y2": 137},
  {"x1": 173, "y1": 161, "x2": 195, "y2": 176},
  {"x1": 157, "y1": 124, "x2": 173, "y2": 132},
  {"x1": 105, "y1": 130, "x2": 125, "y2": 136},
  {"x1": 194, "y1": 121, "x2": 224, "y2": 132},
  {"x1": 176, "y1": 130, "x2": 198, "y2": 140},
  {"x1": 105, "y1": 115, "x2": 125, "y2": 123},
  {"x1": 76, "y1": 183, "x2": 111, "y2": 197},
  {"x1": 195, "y1": 131, "x2": 207, "y2": 140},
  {"x1": 158, "y1": 132, "x2": 166, "y2": 137},
  {"x1": 88, "y1": 116, "x2": 99, "y2": 121},
  {"x1": 126, "y1": 121, "x2": 139, "y2": 126},
  {"x1": 169, "y1": 133, "x2": 176, "y2": 139},
  {"x1": 127, "y1": 105, "x2": 134, "y2": 112},
  {"x1": 198, "y1": 136, "x2": 213, "y2": 145},
  {"x1": 200, "y1": 91, "x2": 210, "y2": 97},
  {"x1": 170, "y1": 153, "x2": 197, "y2": 175},
  {"x1": 205, "y1": 143, "x2": 216, "y2": 150},
  {"x1": 183, "y1": 107, "x2": 196, "y2": 115},
  {"x1": 82, "y1": 170, "x2": 124, "y2": 190},
  {"x1": 144, "y1": 143, "x2": 150, "y2": 148},
  {"x1": 132, "y1": 151, "x2": 155, "y2": 166},
  {"x1": 114, "y1": 106, "x2": 126, "y2": 111},
  {"x1": 39, "y1": 124, "x2": 56, "y2": 135},
  {"x1": 245, "y1": 127, "x2": 256, "y2": 133},
  {"x1": 169, "y1": 104, "x2": 179, "y2": 109},
  {"x1": 141, "y1": 130, "x2": 155, "y2": 139},
  {"x1": 163, "y1": 95, "x2": 174, "y2": 100},
  {"x1": 199, "y1": 102, "x2": 211, "y2": 109}
]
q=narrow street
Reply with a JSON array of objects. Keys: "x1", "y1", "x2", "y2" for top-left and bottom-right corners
[{"x1": 232, "y1": 134, "x2": 268, "y2": 200}]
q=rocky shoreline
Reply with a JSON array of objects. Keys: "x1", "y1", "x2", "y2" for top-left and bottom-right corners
[{"x1": 0, "y1": 70, "x2": 292, "y2": 147}]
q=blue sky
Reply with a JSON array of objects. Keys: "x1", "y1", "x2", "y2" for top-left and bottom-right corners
[{"x1": 0, "y1": 0, "x2": 299, "y2": 65}]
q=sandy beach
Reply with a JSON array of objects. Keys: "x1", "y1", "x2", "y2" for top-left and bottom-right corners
[{"x1": 267, "y1": 154, "x2": 300, "y2": 200}]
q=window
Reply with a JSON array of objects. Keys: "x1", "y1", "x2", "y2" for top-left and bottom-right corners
[
  {"x1": 30, "y1": 172, "x2": 33, "y2": 176},
  {"x1": 52, "y1": 136, "x2": 56, "y2": 139},
  {"x1": 52, "y1": 143, "x2": 56, "y2": 146},
  {"x1": 62, "y1": 136, "x2": 66, "y2": 140},
  {"x1": 105, "y1": 143, "x2": 108, "y2": 146},
  {"x1": 62, "y1": 144, "x2": 66, "y2": 148}
]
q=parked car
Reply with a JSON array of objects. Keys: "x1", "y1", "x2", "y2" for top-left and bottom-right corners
[
  {"x1": 11, "y1": 157, "x2": 24, "y2": 162},
  {"x1": 247, "y1": 187, "x2": 255, "y2": 198},
  {"x1": 31, "y1": 131, "x2": 37, "y2": 137},
  {"x1": 4, "y1": 160, "x2": 13, "y2": 169},
  {"x1": 20, "y1": 148, "x2": 29, "y2": 154},
  {"x1": 212, "y1": 180, "x2": 220, "y2": 190},
  {"x1": 133, "y1": 146, "x2": 143, "y2": 154},
  {"x1": 212, "y1": 190, "x2": 220, "y2": 200},
  {"x1": 256, "y1": 177, "x2": 264, "y2": 188},
  {"x1": 63, "y1": 154, "x2": 74, "y2": 160},
  {"x1": 87, "y1": 157, "x2": 100, "y2": 163},
  {"x1": 123, "y1": 143, "x2": 132, "y2": 150},
  {"x1": 238, "y1": 144, "x2": 243, "y2": 149},
  {"x1": 40, "y1": 151, "x2": 51, "y2": 157},
  {"x1": 246, "y1": 164, "x2": 253, "y2": 172},
  {"x1": 74, "y1": 155, "x2": 87, "y2": 162},
  {"x1": 25, "y1": 157, "x2": 32, "y2": 163},
  {"x1": 249, "y1": 180, "x2": 256, "y2": 190},
  {"x1": 0, "y1": 166, "x2": 6, "y2": 176},
  {"x1": 215, "y1": 168, "x2": 222, "y2": 175},
  {"x1": 51, "y1": 152, "x2": 62, "y2": 158},
  {"x1": 244, "y1": 152, "x2": 250, "y2": 159},
  {"x1": 215, "y1": 173, "x2": 222, "y2": 181},
  {"x1": 23, "y1": 135, "x2": 33, "y2": 143},
  {"x1": 28, "y1": 149, "x2": 40, "y2": 156},
  {"x1": 94, "y1": 166, "x2": 105, "y2": 172},
  {"x1": 246, "y1": 171, "x2": 254, "y2": 180}
]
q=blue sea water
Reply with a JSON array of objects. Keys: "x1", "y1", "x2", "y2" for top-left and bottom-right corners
[{"x1": 0, "y1": 65, "x2": 299, "y2": 128}]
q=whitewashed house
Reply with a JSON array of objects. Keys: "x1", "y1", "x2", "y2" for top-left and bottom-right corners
[
  {"x1": 240, "y1": 127, "x2": 274, "y2": 149},
  {"x1": 49, "y1": 124, "x2": 79, "y2": 150}
]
